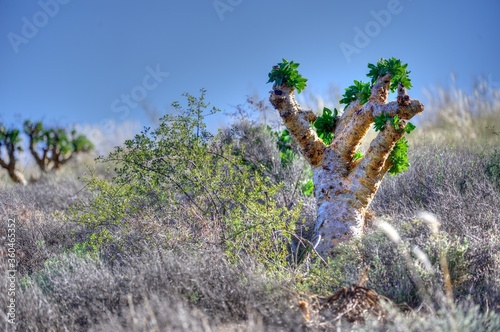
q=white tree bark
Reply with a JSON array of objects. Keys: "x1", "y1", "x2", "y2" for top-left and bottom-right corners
[{"x1": 270, "y1": 75, "x2": 424, "y2": 257}]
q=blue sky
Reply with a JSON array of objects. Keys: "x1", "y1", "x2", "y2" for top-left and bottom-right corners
[{"x1": 1, "y1": 0, "x2": 499, "y2": 143}]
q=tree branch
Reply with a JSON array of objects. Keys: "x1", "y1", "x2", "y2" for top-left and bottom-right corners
[
  {"x1": 348, "y1": 123, "x2": 405, "y2": 208},
  {"x1": 333, "y1": 75, "x2": 391, "y2": 163},
  {"x1": 332, "y1": 106, "x2": 373, "y2": 163},
  {"x1": 347, "y1": 83, "x2": 423, "y2": 209},
  {"x1": 369, "y1": 74, "x2": 391, "y2": 104},
  {"x1": 333, "y1": 100, "x2": 361, "y2": 139},
  {"x1": 0, "y1": 155, "x2": 8, "y2": 169},
  {"x1": 269, "y1": 85, "x2": 326, "y2": 167}
]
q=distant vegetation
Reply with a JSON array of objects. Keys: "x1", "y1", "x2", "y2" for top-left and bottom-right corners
[
  {"x1": 0, "y1": 79, "x2": 499, "y2": 330},
  {"x1": 0, "y1": 121, "x2": 93, "y2": 184}
]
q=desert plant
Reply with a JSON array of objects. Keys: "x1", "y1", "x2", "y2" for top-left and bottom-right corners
[
  {"x1": 70, "y1": 89, "x2": 301, "y2": 268},
  {"x1": 0, "y1": 124, "x2": 27, "y2": 184},
  {"x1": 267, "y1": 57, "x2": 423, "y2": 257},
  {"x1": 24, "y1": 120, "x2": 94, "y2": 172},
  {"x1": 485, "y1": 148, "x2": 500, "y2": 189}
]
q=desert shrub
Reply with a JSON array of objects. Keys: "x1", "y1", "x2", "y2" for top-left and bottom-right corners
[
  {"x1": 219, "y1": 116, "x2": 314, "y2": 201},
  {"x1": 219, "y1": 119, "x2": 318, "y2": 257},
  {"x1": 485, "y1": 148, "x2": 500, "y2": 189},
  {"x1": 68, "y1": 89, "x2": 301, "y2": 269}
]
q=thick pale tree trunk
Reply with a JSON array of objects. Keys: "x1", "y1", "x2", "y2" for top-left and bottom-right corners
[{"x1": 269, "y1": 75, "x2": 424, "y2": 257}]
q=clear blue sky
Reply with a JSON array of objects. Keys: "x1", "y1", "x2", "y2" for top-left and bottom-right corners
[{"x1": 1, "y1": 0, "x2": 499, "y2": 141}]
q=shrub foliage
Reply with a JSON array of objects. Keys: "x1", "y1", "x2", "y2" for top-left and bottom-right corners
[{"x1": 70, "y1": 89, "x2": 300, "y2": 269}]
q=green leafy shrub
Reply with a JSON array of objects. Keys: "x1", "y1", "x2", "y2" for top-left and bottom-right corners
[
  {"x1": 300, "y1": 178, "x2": 314, "y2": 197},
  {"x1": 70, "y1": 89, "x2": 300, "y2": 269},
  {"x1": 275, "y1": 128, "x2": 295, "y2": 166},
  {"x1": 485, "y1": 148, "x2": 500, "y2": 189}
]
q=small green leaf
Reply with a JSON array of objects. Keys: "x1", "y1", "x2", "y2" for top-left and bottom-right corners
[
  {"x1": 301, "y1": 179, "x2": 314, "y2": 196},
  {"x1": 353, "y1": 150, "x2": 364, "y2": 162},
  {"x1": 405, "y1": 122, "x2": 416, "y2": 134}
]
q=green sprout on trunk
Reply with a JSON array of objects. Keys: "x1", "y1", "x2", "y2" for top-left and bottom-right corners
[{"x1": 267, "y1": 58, "x2": 308, "y2": 93}]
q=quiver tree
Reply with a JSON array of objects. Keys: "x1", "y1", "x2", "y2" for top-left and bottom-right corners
[
  {"x1": 24, "y1": 120, "x2": 94, "y2": 172},
  {"x1": 0, "y1": 125, "x2": 27, "y2": 185},
  {"x1": 267, "y1": 58, "x2": 424, "y2": 258}
]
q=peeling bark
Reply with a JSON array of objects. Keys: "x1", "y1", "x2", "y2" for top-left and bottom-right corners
[
  {"x1": 270, "y1": 85, "x2": 326, "y2": 167},
  {"x1": 270, "y1": 76, "x2": 424, "y2": 258}
]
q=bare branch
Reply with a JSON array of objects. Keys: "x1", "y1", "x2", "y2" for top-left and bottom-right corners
[
  {"x1": 369, "y1": 74, "x2": 391, "y2": 104},
  {"x1": 269, "y1": 85, "x2": 326, "y2": 166},
  {"x1": 348, "y1": 123, "x2": 405, "y2": 208}
]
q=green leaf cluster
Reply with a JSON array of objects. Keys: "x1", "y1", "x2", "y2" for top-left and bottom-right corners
[
  {"x1": 340, "y1": 80, "x2": 371, "y2": 105},
  {"x1": 373, "y1": 112, "x2": 397, "y2": 132},
  {"x1": 300, "y1": 178, "x2": 314, "y2": 196},
  {"x1": 367, "y1": 57, "x2": 412, "y2": 92},
  {"x1": 340, "y1": 57, "x2": 412, "y2": 106},
  {"x1": 267, "y1": 58, "x2": 308, "y2": 93},
  {"x1": 353, "y1": 150, "x2": 364, "y2": 162},
  {"x1": 0, "y1": 125, "x2": 23, "y2": 152},
  {"x1": 271, "y1": 128, "x2": 314, "y2": 196},
  {"x1": 275, "y1": 129, "x2": 295, "y2": 166},
  {"x1": 373, "y1": 112, "x2": 416, "y2": 175},
  {"x1": 313, "y1": 107, "x2": 338, "y2": 145},
  {"x1": 388, "y1": 137, "x2": 410, "y2": 175}
]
